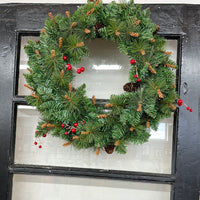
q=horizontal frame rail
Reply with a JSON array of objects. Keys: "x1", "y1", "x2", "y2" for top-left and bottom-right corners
[{"x1": 9, "y1": 164, "x2": 175, "y2": 184}]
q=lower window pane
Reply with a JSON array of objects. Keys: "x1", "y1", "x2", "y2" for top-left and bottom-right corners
[
  {"x1": 14, "y1": 105, "x2": 174, "y2": 174},
  {"x1": 12, "y1": 174, "x2": 171, "y2": 200}
]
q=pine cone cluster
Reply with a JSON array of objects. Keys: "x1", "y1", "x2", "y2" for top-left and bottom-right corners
[
  {"x1": 36, "y1": 40, "x2": 40, "y2": 44},
  {"x1": 123, "y1": 82, "x2": 140, "y2": 92},
  {"x1": 153, "y1": 25, "x2": 160, "y2": 35},
  {"x1": 105, "y1": 145, "x2": 115, "y2": 154},
  {"x1": 95, "y1": 22, "x2": 104, "y2": 36}
]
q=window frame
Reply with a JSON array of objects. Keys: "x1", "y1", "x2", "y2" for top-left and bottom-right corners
[{"x1": 10, "y1": 30, "x2": 180, "y2": 200}]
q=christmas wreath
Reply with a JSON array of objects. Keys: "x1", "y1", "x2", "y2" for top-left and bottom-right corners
[{"x1": 24, "y1": 0, "x2": 186, "y2": 155}]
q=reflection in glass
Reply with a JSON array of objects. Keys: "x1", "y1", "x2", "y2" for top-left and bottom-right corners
[
  {"x1": 73, "y1": 39, "x2": 130, "y2": 99},
  {"x1": 15, "y1": 106, "x2": 174, "y2": 174},
  {"x1": 150, "y1": 123, "x2": 167, "y2": 140},
  {"x1": 12, "y1": 174, "x2": 171, "y2": 200},
  {"x1": 93, "y1": 64, "x2": 122, "y2": 70}
]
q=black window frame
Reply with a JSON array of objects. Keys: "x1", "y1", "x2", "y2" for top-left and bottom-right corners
[{"x1": 0, "y1": 4, "x2": 199, "y2": 200}]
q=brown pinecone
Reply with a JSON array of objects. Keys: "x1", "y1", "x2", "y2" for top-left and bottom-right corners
[
  {"x1": 123, "y1": 82, "x2": 140, "y2": 92},
  {"x1": 105, "y1": 145, "x2": 115, "y2": 154},
  {"x1": 96, "y1": 22, "x2": 104, "y2": 30},
  {"x1": 153, "y1": 25, "x2": 160, "y2": 35},
  {"x1": 95, "y1": 22, "x2": 104, "y2": 36}
]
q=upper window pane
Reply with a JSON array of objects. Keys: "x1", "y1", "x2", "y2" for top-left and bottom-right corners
[
  {"x1": 18, "y1": 36, "x2": 39, "y2": 96},
  {"x1": 17, "y1": 36, "x2": 177, "y2": 98}
]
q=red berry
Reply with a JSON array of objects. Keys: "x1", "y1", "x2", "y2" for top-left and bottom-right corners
[
  {"x1": 61, "y1": 124, "x2": 65, "y2": 128},
  {"x1": 71, "y1": 128, "x2": 76, "y2": 133},
  {"x1": 63, "y1": 56, "x2": 67, "y2": 61},
  {"x1": 190, "y1": 108, "x2": 193, "y2": 112},
  {"x1": 80, "y1": 67, "x2": 85, "y2": 72},
  {"x1": 74, "y1": 122, "x2": 78, "y2": 127},
  {"x1": 82, "y1": 121, "x2": 86, "y2": 124},
  {"x1": 67, "y1": 64, "x2": 72, "y2": 70},
  {"x1": 137, "y1": 78, "x2": 141, "y2": 82},
  {"x1": 134, "y1": 74, "x2": 138, "y2": 78},
  {"x1": 77, "y1": 69, "x2": 81, "y2": 74},
  {"x1": 34, "y1": 142, "x2": 38, "y2": 145},
  {"x1": 35, "y1": 131, "x2": 38, "y2": 134},
  {"x1": 186, "y1": 106, "x2": 190, "y2": 110},
  {"x1": 43, "y1": 134, "x2": 47, "y2": 137},
  {"x1": 67, "y1": 66, "x2": 72, "y2": 70},
  {"x1": 177, "y1": 99, "x2": 183, "y2": 105},
  {"x1": 39, "y1": 145, "x2": 42, "y2": 148},
  {"x1": 64, "y1": 132, "x2": 68, "y2": 135},
  {"x1": 177, "y1": 99, "x2": 183, "y2": 106},
  {"x1": 130, "y1": 59, "x2": 136, "y2": 65}
]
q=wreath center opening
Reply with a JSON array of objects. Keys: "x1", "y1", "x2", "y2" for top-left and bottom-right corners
[{"x1": 73, "y1": 38, "x2": 131, "y2": 99}]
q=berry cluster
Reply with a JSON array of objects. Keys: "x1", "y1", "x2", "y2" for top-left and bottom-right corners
[
  {"x1": 77, "y1": 67, "x2": 85, "y2": 74},
  {"x1": 130, "y1": 59, "x2": 141, "y2": 82},
  {"x1": 66, "y1": 64, "x2": 85, "y2": 74},
  {"x1": 177, "y1": 99, "x2": 193, "y2": 112},
  {"x1": 34, "y1": 141, "x2": 42, "y2": 148},
  {"x1": 34, "y1": 131, "x2": 47, "y2": 148},
  {"x1": 61, "y1": 122, "x2": 76, "y2": 134},
  {"x1": 134, "y1": 74, "x2": 140, "y2": 82},
  {"x1": 61, "y1": 123, "x2": 75, "y2": 134},
  {"x1": 61, "y1": 121, "x2": 86, "y2": 135},
  {"x1": 64, "y1": 56, "x2": 85, "y2": 74}
]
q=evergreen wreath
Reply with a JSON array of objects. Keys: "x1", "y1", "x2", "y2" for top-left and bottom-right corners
[{"x1": 24, "y1": 0, "x2": 182, "y2": 155}]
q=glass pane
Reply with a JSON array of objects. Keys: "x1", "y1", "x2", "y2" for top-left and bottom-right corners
[
  {"x1": 18, "y1": 36, "x2": 177, "y2": 98},
  {"x1": 18, "y1": 36, "x2": 40, "y2": 96},
  {"x1": 164, "y1": 40, "x2": 177, "y2": 62},
  {"x1": 15, "y1": 105, "x2": 174, "y2": 174},
  {"x1": 12, "y1": 174, "x2": 171, "y2": 200}
]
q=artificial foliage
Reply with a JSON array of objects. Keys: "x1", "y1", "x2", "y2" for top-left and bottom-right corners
[{"x1": 24, "y1": 0, "x2": 179, "y2": 154}]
